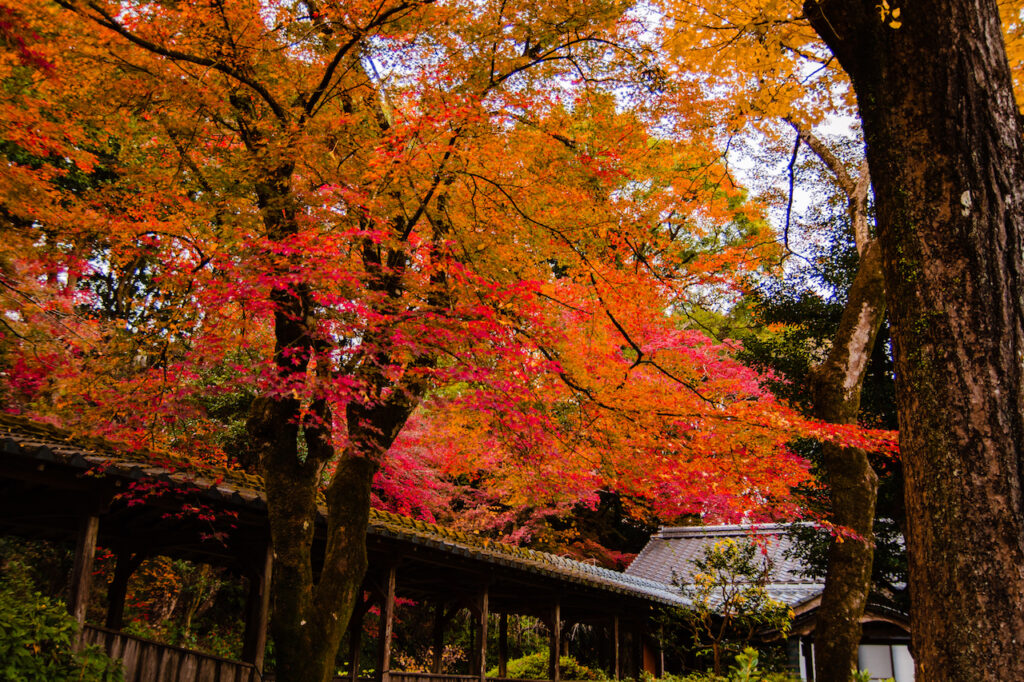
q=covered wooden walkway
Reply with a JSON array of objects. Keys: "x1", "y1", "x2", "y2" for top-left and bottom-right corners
[{"x1": 0, "y1": 416, "x2": 682, "y2": 681}]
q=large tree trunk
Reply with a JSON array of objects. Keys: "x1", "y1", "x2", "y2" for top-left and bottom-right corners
[
  {"x1": 244, "y1": 160, "x2": 428, "y2": 681},
  {"x1": 805, "y1": 2, "x2": 1024, "y2": 678}
]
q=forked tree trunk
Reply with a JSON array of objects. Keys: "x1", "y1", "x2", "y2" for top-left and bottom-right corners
[
  {"x1": 245, "y1": 161, "x2": 428, "y2": 681},
  {"x1": 806, "y1": 2, "x2": 1024, "y2": 678},
  {"x1": 250, "y1": 368, "x2": 421, "y2": 682}
]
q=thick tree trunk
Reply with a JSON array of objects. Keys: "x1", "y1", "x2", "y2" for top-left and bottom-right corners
[
  {"x1": 806, "y1": 2, "x2": 1024, "y2": 679},
  {"x1": 246, "y1": 161, "x2": 427, "y2": 681}
]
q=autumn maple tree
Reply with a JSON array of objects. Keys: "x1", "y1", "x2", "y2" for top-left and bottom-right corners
[{"x1": 0, "y1": 1, "x2": 897, "y2": 680}]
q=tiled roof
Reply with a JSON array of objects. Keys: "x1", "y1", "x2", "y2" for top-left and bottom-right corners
[
  {"x1": 0, "y1": 415, "x2": 684, "y2": 607},
  {"x1": 625, "y1": 524, "x2": 823, "y2": 608}
]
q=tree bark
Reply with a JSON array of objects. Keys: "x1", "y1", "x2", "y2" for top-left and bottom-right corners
[
  {"x1": 794, "y1": 125, "x2": 886, "y2": 682},
  {"x1": 245, "y1": 156, "x2": 428, "y2": 681},
  {"x1": 805, "y1": 2, "x2": 1024, "y2": 678},
  {"x1": 808, "y1": 242, "x2": 885, "y2": 682}
]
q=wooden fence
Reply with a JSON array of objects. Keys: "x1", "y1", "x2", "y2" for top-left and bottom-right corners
[
  {"x1": 390, "y1": 674, "x2": 478, "y2": 682},
  {"x1": 81, "y1": 624, "x2": 261, "y2": 682},
  {"x1": 265, "y1": 672, "x2": 588, "y2": 682}
]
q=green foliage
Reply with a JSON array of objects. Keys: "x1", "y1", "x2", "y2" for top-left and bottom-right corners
[
  {"x1": 0, "y1": 561, "x2": 122, "y2": 682},
  {"x1": 851, "y1": 670, "x2": 893, "y2": 682},
  {"x1": 111, "y1": 556, "x2": 246, "y2": 660},
  {"x1": 642, "y1": 649, "x2": 798, "y2": 682},
  {"x1": 668, "y1": 539, "x2": 792, "y2": 675},
  {"x1": 488, "y1": 652, "x2": 607, "y2": 680}
]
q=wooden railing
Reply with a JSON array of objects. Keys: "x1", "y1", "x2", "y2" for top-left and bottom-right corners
[
  {"x1": 290, "y1": 672, "x2": 591, "y2": 682},
  {"x1": 388, "y1": 673, "x2": 590, "y2": 682},
  {"x1": 390, "y1": 674, "x2": 478, "y2": 682},
  {"x1": 81, "y1": 624, "x2": 261, "y2": 682}
]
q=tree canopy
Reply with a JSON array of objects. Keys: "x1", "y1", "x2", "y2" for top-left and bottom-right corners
[{"x1": 0, "y1": 1, "x2": 904, "y2": 679}]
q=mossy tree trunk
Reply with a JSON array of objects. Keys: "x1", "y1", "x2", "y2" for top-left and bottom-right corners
[{"x1": 806, "y1": 1, "x2": 1024, "y2": 678}]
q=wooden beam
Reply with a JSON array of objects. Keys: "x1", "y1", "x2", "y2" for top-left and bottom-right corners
[
  {"x1": 105, "y1": 551, "x2": 144, "y2": 630},
  {"x1": 69, "y1": 514, "x2": 99, "y2": 625},
  {"x1": 632, "y1": 623, "x2": 642, "y2": 680},
  {"x1": 612, "y1": 615, "x2": 620, "y2": 681},
  {"x1": 478, "y1": 587, "x2": 489, "y2": 682},
  {"x1": 378, "y1": 565, "x2": 396, "y2": 682},
  {"x1": 549, "y1": 600, "x2": 561, "y2": 682},
  {"x1": 498, "y1": 612, "x2": 508, "y2": 678},
  {"x1": 242, "y1": 544, "x2": 273, "y2": 672},
  {"x1": 657, "y1": 625, "x2": 664, "y2": 678}
]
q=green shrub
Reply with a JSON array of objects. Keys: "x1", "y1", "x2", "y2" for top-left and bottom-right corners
[
  {"x1": 0, "y1": 564, "x2": 122, "y2": 682},
  {"x1": 489, "y1": 652, "x2": 607, "y2": 680},
  {"x1": 643, "y1": 649, "x2": 799, "y2": 682}
]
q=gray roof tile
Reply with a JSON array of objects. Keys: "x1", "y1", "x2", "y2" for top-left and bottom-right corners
[{"x1": 626, "y1": 524, "x2": 824, "y2": 607}]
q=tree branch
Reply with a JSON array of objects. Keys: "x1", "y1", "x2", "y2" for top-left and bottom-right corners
[{"x1": 57, "y1": 0, "x2": 290, "y2": 125}]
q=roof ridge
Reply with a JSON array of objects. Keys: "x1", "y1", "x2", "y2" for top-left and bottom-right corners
[{"x1": 657, "y1": 523, "x2": 793, "y2": 538}]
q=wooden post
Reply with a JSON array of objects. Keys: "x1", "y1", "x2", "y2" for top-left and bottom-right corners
[
  {"x1": 478, "y1": 587, "x2": 489, "y2": 682},
  {"x1": 69, "y1": 514, "x2": 99, "y2": 625},
  {"x1": 242, "y1": 544, "x2": 273, "y2": 672},
  {"x1": 432, "y1": 602, "x2": 446, "y2": 674},
  {"x1": 105, "y1": 551, "x2": 143, "y2": 630},
  {"x1": 469, "y1": 611, "x2": 477, "y2": 674},
  {"x1": 549, "y1": 600, "x2": 561, "y2": 682},
  {"x1": 378, "y1": 566, "x2": 396, "y2": 682},
  {"x1": 612, "y1": 615, "x2": 620, "y2": 681},
  {"x1": 350, "y1": 595, "x2": 367, "y2": 682},
  {"x1": 657, "y1": 624, "x2": 664, "y2": 678},
  {"x1": 498, "y1": 612, "x2": 509, "y2": 678},
  {"x1": 802, "y1": 637, "x2": 815, "y2": 681},
  {"x1": 632, "y1": 624, "x2": 642, "y2": 681}
]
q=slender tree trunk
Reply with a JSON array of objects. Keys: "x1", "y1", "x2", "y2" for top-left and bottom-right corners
[
  {"x1": 794, "y1": 128, "x2": 887, "y2": 682},
  {"x1": 806, "y1": 2, "x2": 1024, "y2": 678},
  {"x1": 809, "y1": 242, "x2": 885, "y2": 682}
]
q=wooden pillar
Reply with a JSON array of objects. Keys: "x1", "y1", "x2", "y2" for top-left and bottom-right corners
[
  {"x1": 802, "y1": 637, "x2": 815, "y2": 681},
  {"x1": 612, "y1": 615, "x2": 620, "y2": 681},
  {"x1": 498, "y1": 612, "x2": 509, "y2": 678},
  {"x1": 657, "y1": 625, "x2": 664, "y2": 678},
  {"x1": 378, "y1": 566, "x2": 396, "y2": 682},
  {"x1": 631, "y1": 624, "x2": 642, "y2": 681},
  {"x1": 478, "y1": 587, "x2": 489, "y2": 682},
  {"x1": 350, "y1": 595, "x2": 367, "y2": 682},
  {"x1": 548, "y1": 600, "x2": 561, "y2": 682},
  {"x1": 105, "y1": 551, "x2": 143, "y2": 630},
  {"x1": 242, "y1": 544, "x2": 273, "y2": 672},
  {"x1": 432, "y1": 602, "x2": 446, "y2": 674},
  {"x1": 69, "y1": 514, "x2": 99, "y2": 625}
]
